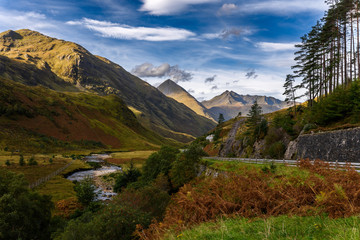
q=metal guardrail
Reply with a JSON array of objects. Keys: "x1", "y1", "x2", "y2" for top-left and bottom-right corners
[
  {"x1": 29, "y1": 160, "x2": 74, "y2": 189},
  {"x1": 203, "y1": 157, "x2": 360, "y2": 172}
]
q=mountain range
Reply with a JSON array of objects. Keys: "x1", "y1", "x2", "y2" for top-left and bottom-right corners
[
  {"x1": 0, "y1": 29, "x2": 216, "y2": 144},
  {"x1": 157, "y1": 80, "x2": 289, "y2": 121}
]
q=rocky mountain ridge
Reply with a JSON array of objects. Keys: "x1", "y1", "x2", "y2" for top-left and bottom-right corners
[{"x1": 202, "y1": 90, "x2": 289, "y2": 120}]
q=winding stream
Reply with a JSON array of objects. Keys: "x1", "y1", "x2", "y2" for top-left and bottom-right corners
[{"x1": 66, "y1": 154, "x2": 121, "y2": 201}]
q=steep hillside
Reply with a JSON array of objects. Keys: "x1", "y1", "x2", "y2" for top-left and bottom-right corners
[
  {"x1": 157, "y1": 79, "x2": 216, "y2": 122},
  {"x1": 0, "y1": 77, "x2": 177, "y2": 153},
  {"x1": 0, "y1": 29, "x2": 215, "y2": 142},
  {"x1": 202, "y1": 90, "x2": 289, "y2": 120}
]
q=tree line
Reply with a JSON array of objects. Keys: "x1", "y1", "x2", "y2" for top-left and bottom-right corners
[{"x1": 285, "y1": 0, "x2": 360, "y2": 106}]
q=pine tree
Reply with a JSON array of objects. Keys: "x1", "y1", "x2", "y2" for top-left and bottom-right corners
[
  {"x1": 246, "y1": 101, "x2": 262, "y2": 127},
  {"x1": 245, "y1": 101, "x2": 267, "y2": 141},
  {"x1": 19, "y1": 154, "x2": 25, "y2": 166},
  {"x1": 283, "y1": 74, "x2": 302, "y2": 115},
  {"x1": 217, "y1": 113, "x2": 225, "y2": 125}
]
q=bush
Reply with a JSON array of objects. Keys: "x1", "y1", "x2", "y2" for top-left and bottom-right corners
[
  {"x1": 58, "y1": 204, "x2": 151, "y2": 240},
  {"x1": 170, "y1": 144, "x2": 207, "y2": 189},
  {"x1": 74, "y1": 177, "x2": 96, "y2": 206},
  {"x1": 114, "y1": 162, "x2": 141, "y2": 193},
  {"x1": 19, "y1": 154, "x2": 25, "y2": 166},
  {"x1": 0, "y1": 169, "x2": 53, "y2": 240},
  {"x1": 87, "y1": 162, "x2": 101, "y2": 169},
  {"x1": 113, "y1": 184, "x2": 171, "y2": 221},
  {"x1": 261, "y1": 162, "x2": 277, "y2": 174},
  {"x1": 272, "y1": 113, "x2": 296, "y2": 136},
  {"x1": 142, "y1": 146, "x2": 179, "y2": 181},
  {"x1": 265, "y1": 141, "x2": 286, "y2": 159},
  {"x1": 307, "y1": 81, "x2": 360, "y2": 126},
  {"x1": 28, "y1": 156, "x2": 38, "y2": 165}
]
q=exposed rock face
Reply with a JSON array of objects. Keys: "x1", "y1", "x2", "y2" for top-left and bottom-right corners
[
  {"x1": 285, "y1": 127, "x2": 360, "y2": 162},
  {"x1": 219, "y1": 119, "x2": 245, "y2": 157}
]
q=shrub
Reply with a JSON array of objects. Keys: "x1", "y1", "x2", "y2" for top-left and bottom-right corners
[
  {"x1": 87, "y1": 162, "x2": 101, "y2": 169},
  {"x1": 261, "y1": 162, "x2": 277, "y2": 174},
  {"x1": 114, "y1": 162, "x2": 141, "y2": 193},
  {"x1": 74, "y1": 177, "x2": 96, "y2": 206},
  {"x1": 58, "y1": 204, "x2": 151, "y2": 240},
  {"x1": 19, "y1": 154, "x2": 25, "y2": 166},
  {"x1": 170, "y1": 144, "x2": 207, "y2": 189},
  {"x1": 113, "y1": 184, "x2": 171, "y2": 221},
  {"x1": 141, "y1": 146, "x2": 179, "y2": 181},
  {"x1": 272, "y1": 113, "x2": 296, "y2": 136},
  {"x1": 0, "y1": 169, "x2": 53, "y2": 240},
  {"x1": 28, "y1": 156, "x2": 38, "y2": 165},
  {"x1": 266, "y1": 141, "x2": 286, "y2": 159}
]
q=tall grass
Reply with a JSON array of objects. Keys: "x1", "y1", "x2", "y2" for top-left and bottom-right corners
[{"x1": 165, "y1": 215, "x2": 360, "y2": 240}]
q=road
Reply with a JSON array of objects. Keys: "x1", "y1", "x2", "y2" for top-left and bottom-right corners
[{"x1": 203, "y1": 157, "x2": 360, "y2": 172}]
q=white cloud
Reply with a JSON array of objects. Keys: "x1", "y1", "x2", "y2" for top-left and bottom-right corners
[
  {"x1": 203, "y1": 27, "x2": 253, "y2": 40},
  {"x1": 139, "y1": 0, "x2": 219, "y2": 15},
  {"x1": 256, "y1": 42, "x2": 298, "y2": 52},
  {"x1": 217, "y1": 3, "x2": 237, "y2": 16},
  {"x1": 66, "y1": 18, "x2": 195, "y2": 41},
  {"x1": 132, "y1": 63, "x2": 193, "y2": 82},
  {"x1": 0, "y1": 8, "x2": 55, "y2": 31},
  {"x1": 177, "y1": 68, "x2": 289, "y2": 101},
  {"x1": 240, "y1": 0, "x2": 327, "y2": 15}
]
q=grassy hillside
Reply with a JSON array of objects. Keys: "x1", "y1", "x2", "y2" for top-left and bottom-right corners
[
  {"x1": 0, "y1": 29, "x2": 216, "y2": 142},
  {"x1": 0, "y1": 77, "x2": 177, "y2": 153}
]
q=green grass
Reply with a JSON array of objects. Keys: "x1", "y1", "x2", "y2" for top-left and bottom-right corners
[
  {"x1": 0, "y1": 154, "x2": 72, "y2": 183},
  {"x1": 106, "y1": 150, "x2": 155, "y2": 169},
  {"x1": 202, "y1": 158, "x2": 310, "y2": 178},
  {"x1": 36, "y1": 175, "x2": 77, "y2": 202},
  {"x1": 36, "y1": 159, "x2": 91, "y2": 202},
  {"x1": 110, "y1": 150, "x2": 156, "y2": 159},
  {"x1": 165, "y1": 215, "x2": 360, "y2": 240},
  {"x1": 1, "y1": 154, "x2": 91, "y2": 202}
]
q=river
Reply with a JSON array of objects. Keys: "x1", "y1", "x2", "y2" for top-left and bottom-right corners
[{"x1": 66, "y1": 154, "x2": 121, "y2": 201}]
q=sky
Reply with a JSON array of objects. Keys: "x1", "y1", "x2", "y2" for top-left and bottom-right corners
[{"x1": 0, "y1": 0, "x2": 328, "y2": 101}]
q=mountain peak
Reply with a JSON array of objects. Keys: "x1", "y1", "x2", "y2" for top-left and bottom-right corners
[
  {"x1": 202, "y1": 91, "x2": 289, "y2": 120},
  {"x1": 0, "y1": 30, "x2": 23, "y2": 40},
  {"x1": 157, "y1": 79, "x2": 216, "y2": 122},
  {"x1": 158, "y1": 79, "x2": 185, "y2": 95}
]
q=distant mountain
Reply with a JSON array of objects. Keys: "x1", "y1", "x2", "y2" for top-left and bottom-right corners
[
  {"x1": 202, "y1": 90, "x2": 289, "y2": 120},
  {"x1": 0, "y1": 29, "x2": 216, "y2": 142},
  {"x1": 157, "y1": 80, "x2": 216, "y2": 122}
]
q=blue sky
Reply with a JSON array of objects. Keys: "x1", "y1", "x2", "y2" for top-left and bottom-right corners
[{"x1": 0, "y1": 0, "x2": 328, "y2": 101}]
